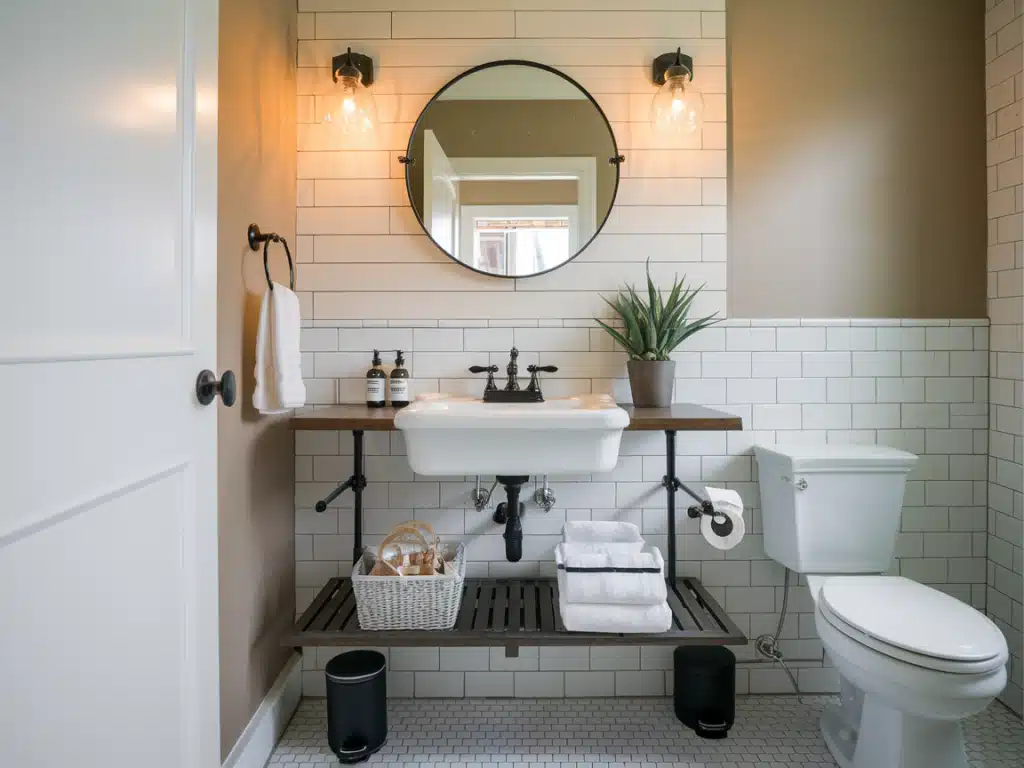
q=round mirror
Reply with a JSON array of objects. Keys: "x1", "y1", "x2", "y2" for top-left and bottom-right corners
[{"x1": 405, "y1": 61, "x2": 621, "y2": 279}]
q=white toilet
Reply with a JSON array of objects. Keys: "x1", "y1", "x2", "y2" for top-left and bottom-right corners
[{"x1": 754, "y1": 444, "x2": 1008, "y2": 768}]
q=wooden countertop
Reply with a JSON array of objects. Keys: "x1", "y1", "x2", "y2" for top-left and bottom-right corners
[
  {"x1": 290, "y1": 403, "x2": 742, "y2": 432},
  {"x1": 619, "y1": 404, "x2": 742, "y2": 431}
]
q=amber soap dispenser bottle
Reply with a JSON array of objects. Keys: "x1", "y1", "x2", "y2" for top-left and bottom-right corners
[
  {"x1": 389, "y1": 350, "x2": 410, "y2": 408},
  {"x1": 366, "y1": 349, "x2": 386, "y2": 408}
]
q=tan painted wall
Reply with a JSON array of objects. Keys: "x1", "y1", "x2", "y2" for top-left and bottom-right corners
[
  {"x1": 728, "y1": 0, "x2": 988, "y2": 318},
  {"x1": 217, "y1": 0, "x2": 296, "y2": 758}
]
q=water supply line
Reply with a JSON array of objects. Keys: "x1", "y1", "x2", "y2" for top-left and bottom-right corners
[
  {"x1": 754, "y1": 566, "x2": 800, "y2": 693},
  {"x1": 471, "y1": 476, "x2": 498, "y2": 512},
  {"x1": 533, "y1": 476, "x2": 556, "y2": 512}
]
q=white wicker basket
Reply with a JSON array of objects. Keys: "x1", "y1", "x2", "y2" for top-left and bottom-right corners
[{"x1": 351, "y1": 542, "x2": 466, "y2": 631}]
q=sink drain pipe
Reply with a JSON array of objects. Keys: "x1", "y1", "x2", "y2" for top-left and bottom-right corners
[{"x1": 494, "y1": 475, "x2": 528, "y2": 562}]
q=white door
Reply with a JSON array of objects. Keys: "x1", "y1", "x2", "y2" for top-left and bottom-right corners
[
  {"x1": 423, "y1": 130, "x2": 459, "y2": 256},
  {"x1": 0, "y1": 2, "x2": 220, "y2": 767}
]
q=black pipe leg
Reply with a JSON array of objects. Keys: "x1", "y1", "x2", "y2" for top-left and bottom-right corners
[
  {"x1": 664, "y1": 430, "x2": 678, "y2": 584},
  {"x1": 352, "y1": 430, "x2": 364, "y2": 564},
  {"x1": 312, "y1": 429, "x2": 367, "y2": 565}
]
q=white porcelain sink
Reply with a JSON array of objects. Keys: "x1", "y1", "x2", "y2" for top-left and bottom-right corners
[{"x1": 394, "y1": 393, "x2": 630, "y2": 476}]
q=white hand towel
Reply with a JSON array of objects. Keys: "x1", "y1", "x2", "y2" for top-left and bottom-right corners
[
  {"x1": 561, "y1": 521, "x2": 644, "y2": 552},
  {"x1": 558, "y1": 594, "x2": 672, "y2": 634},
  {"x1": 556, "y1": 544, "x2": 667, "y2": 606},
  {"x1": 253, "y1": 282, "x2": 306, "y2": 415}
]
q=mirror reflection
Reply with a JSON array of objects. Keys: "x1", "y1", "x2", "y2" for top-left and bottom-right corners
[{"x1": 406, "y1": 63, "x2": 619, "y2": 278}]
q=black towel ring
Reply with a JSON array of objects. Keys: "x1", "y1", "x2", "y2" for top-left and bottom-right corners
[{"x1": 247, "y1": 223, "x2": 294, "y2": 291}]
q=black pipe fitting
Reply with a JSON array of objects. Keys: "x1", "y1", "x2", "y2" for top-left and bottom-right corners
[
  {"x1": 505, "y1": 511, "x2": 523, "y2": 562},
  {"x1": 496, "y1": 476, "x2": 529, "y2": 562}
]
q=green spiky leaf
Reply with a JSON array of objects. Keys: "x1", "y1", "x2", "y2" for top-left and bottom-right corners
[{"x1": 594, "y1": 260, "x2": 720, "y2": 361}]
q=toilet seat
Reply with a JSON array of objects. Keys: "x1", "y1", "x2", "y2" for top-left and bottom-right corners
[{"x1": 818, "y1": 576, "x2": 1007, "y2": 675}]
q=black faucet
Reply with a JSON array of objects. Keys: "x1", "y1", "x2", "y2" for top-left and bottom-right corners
[{"x1": 469, "y1": 349, "x2": 559, "y2": 403}]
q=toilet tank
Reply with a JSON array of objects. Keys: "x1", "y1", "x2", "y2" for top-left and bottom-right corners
[{"x1": 753, "y1": 444, "x2": 918, "y2": 574}]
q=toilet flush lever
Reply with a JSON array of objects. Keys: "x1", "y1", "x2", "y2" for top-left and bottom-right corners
[{"x1": 783, "y1": 476, "x2": 808, "y2": 491}]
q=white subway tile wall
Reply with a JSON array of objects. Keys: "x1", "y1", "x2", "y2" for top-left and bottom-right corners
[
  {"x1": 986, "y1": 0, "x2": 1023, "y2": 716},
  {"x1": 296, "y1": 317, "x2": 990, "y2": 697}
]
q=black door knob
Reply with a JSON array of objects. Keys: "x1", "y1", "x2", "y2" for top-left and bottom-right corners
[{"x1": 196, "y1": 369, "x2": 237, "y2": 407}]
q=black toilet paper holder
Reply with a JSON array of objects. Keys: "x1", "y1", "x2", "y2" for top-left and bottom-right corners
[{"x1": 665, "y1": 477, "x2": 735, "y2": 538}]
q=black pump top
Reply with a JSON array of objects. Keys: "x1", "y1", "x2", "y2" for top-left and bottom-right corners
[
  {"x1": 371, "y1": 349, "x2": 382, "y2": 366},
  {"x1": 395, "y1": 350, "x2": 405, "y2": 366}
]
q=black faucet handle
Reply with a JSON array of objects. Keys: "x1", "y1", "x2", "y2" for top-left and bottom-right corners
[
  {"x1": 526, "y1": 364, "x2": 558, "y2": 393},
  {"x1": 469, "y1": 364, "x2": 499, "y2": 393}
]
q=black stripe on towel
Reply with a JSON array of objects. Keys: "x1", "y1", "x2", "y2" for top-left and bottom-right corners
[{"x1": 557, "y1": 564, "x2": 662, "y2": 574}]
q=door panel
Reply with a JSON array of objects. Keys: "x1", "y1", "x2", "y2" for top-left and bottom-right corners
[
  {"x1": 1, "y1": 357, "x2": 190, "y2": 540},
  {"x1": 424, "y1": 130, "x2": 459, "y2": 256},
  {"x1": 0, "y1": 0, "x2": 220, "y2": 766},
  {"x1": 2, "y1": 470, "x2": 188, "y2": 766},
  {"x1": 1, "y1": 1, "x2": 190, "y2": 357}
]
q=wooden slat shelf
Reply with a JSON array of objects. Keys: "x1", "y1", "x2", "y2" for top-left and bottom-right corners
[{"x1": 287, "y1": 577, "x2": 746, "y2": 651}]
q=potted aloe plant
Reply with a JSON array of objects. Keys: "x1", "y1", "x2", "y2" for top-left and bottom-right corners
[{"x1": 595, "y1": 261, "x2": 719, "y2": 408}]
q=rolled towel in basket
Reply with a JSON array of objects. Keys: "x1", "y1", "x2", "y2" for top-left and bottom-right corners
[
  {"x1": 561, "y1": 520, "x2": 644, "y2": 552},
  {"x1": 558, "y1": 593, "x2": 672, "y2": 634},
  {"x1": 556, "y1": 544, "x2": 667, "y2": 606}
]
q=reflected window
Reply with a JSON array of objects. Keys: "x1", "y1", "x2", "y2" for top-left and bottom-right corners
[
  {"x1": 461, "y1": 205, "x2": 577, "y2": 276},
  {"x1": 472, "y1": 216, "x2": 572, "y2": 276}
]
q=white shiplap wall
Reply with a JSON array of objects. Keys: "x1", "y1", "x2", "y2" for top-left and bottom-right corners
[
  {"x1": 294, "y1": 1, "x2": 996, "y2": 700},
  {"x1": 294, "y1": 0, "x2": 727, "y2": 323},
  {"x1": 985, "y1": 0, "x2": 1024, "y2": 717}
]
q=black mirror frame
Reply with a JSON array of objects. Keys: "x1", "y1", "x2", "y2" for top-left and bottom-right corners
[{"x1": 402, "y1": 59, "x2": 622, "y2": 280}]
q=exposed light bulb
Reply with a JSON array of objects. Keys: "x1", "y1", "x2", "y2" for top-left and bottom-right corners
[
  {"x1": 322, "y1": 69, "x2": 376, "y2": 133},
  {"x1": 650, "y1": 66, "x2": 704, "y2": 135}
]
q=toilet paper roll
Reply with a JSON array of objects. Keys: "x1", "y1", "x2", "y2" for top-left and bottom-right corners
[{"x1": 701, "y1": 506, "x2": 746, "y2": 551}]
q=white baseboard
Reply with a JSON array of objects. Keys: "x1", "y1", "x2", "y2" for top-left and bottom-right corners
[{"x1": 223, "y1": 652, "x2": 303, "y2": 768}]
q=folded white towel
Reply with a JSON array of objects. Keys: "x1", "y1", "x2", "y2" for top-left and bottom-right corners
[
  {"x1": 556, "y1": 544, "x2": 667, "y2": 606},
  {"x1": 562, "y1": 521, "x2": 644, "y2": 552},
  {"x1": 558, "y1": 594, "x2": 672, "y2": 634},
  {"x1": 253, "y1": 282, "x2": 306, "y2": 414}
]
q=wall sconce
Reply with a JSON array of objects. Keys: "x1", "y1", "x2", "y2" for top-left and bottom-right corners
[
  {"x1": 322, "y1": 47, "x2": 377, "y2": 132},
  {"x1": 650, "y1": 48, "x2": 704, "y2": 134}
]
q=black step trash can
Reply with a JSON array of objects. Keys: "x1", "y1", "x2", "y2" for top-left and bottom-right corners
[
  {"x1": 325, "y1": 650, "x2": 388, "y2": 763},
  {"x1": 673, "y1": 646, "x2": 736, "y2": 739}
]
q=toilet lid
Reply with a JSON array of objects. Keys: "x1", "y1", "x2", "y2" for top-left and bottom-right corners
[{"x1": 820, "y1": 576, "x2": 1006, "y2": 663}]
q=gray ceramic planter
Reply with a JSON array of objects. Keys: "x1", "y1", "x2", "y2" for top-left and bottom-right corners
[{"x1": 627, "y1": 360, "x2": 676, "y2": 408}]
